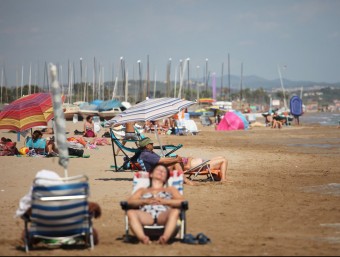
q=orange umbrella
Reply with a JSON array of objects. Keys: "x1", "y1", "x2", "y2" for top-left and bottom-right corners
[{"x1": 0, "y1": 92, "x2": 64, "y2": 132}]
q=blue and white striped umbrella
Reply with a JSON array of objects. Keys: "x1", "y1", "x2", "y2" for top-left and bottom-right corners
[{"x1": 106, "y1": 98, "x2": 194, "y2": 126}]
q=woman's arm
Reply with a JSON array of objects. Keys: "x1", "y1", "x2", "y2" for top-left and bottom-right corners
[
  {"x1": 127, "y1": 188, "x2": 156, "y2": 207},
  {"x1": 156, "y1": 187, "x2": 185, "y2": 208},
  {"x1": 158, "y1": 156, "x2": 182, "y2": 166}
]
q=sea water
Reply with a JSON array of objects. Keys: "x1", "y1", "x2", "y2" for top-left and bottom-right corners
[{"x1": 299, "y1": 112, "x2": 340, "y2": 126}]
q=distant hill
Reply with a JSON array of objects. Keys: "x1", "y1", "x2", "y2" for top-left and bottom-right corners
[{"x1": 214, "y1": 75, "x2": 340, "y2": 91}]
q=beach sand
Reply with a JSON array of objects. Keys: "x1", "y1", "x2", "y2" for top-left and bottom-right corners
[{"x1": 0, "y1": 120, "x2": 339, "y2": 256}]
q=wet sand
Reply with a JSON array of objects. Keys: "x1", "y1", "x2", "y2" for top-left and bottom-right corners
[{"x1": 0, "y1": 120, "x2": 339, "y2": 256}]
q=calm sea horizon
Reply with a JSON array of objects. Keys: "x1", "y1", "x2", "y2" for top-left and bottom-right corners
[{"x1": 300, "y1": 112, "x2": 340, "y2": 126}]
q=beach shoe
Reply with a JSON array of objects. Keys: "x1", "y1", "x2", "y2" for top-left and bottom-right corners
[
  {"x1": 181, "y1": 233, "x2": 198, "y2": 244},
  {"x1": 196, "y1": 233, "x2": 211, "y2": 245},
  {"x1": 74, "y1": 129, "x2": 84, "y2": 135},
  {"x1": 102, "y1": 131, "x2": 110, "y2": 138}
]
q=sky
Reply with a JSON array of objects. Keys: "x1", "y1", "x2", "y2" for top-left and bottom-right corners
[{"x1": 1, "y1": 0, "x2": 340, "y2": 87}]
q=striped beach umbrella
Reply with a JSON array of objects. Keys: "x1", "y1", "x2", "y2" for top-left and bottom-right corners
[
  {"x1": 106, "y1": 98, "x2": 195, "y2": 126},
  {"x1": 0, "y1": 92, "x2": 61, "y2": 132}
]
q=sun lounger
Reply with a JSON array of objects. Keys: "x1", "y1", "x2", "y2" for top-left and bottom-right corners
[{"x1": 120, "y1": 170, "x2": 188, "y2": 242}]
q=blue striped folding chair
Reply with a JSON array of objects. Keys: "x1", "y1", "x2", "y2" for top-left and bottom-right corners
[
  {"x1": 22, "y1": 175, "x2": 94, "y2": 252},
  {"x1": 120, "y1": 169, "x2": 188, "y2": 242}
]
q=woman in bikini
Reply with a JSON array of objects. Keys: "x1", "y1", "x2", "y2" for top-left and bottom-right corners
[
  {"x1": 83, "y1": 115, "x2": 97, "y2": 137},
  {"x1": 181, "y1": 156, "x2": 228, "y2": 182},
  {"x1": 126, "y1": 164, "x2": 185, "y2": 244}
]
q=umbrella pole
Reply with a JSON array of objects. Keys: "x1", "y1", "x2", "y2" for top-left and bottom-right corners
[
  {"x1": 17, "y1": 132, "x2": 20, "y2": 142},
  {"x1": 50, "y1": 64, "x2": 69, "y2": 177}
]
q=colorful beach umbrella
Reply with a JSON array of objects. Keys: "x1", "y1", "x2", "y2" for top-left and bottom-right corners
[
  {"x1": 106, "y1": 97, "x2": 194, "y2": 126},
  {"x1": 216, "y1": 110, "x2": 249, "y2": 131},
  {"x1": 0, "y1": 92, "x2": 64, "y2": 132}
]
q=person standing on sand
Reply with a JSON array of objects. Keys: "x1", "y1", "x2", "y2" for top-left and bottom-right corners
[{"x1": 115, "y1": 122, "x2": 140, "y2": 155}]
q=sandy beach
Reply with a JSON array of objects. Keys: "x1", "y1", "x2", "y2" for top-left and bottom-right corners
[{"x1": 0, "y1": 119, "x2": 339, "y2": 256}]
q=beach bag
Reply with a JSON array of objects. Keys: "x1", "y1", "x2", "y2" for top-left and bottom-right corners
[
  {"x1": 19, "y1": 146, "x2": 30, "y2": 155},
  {"x1": 68, "y1": 147, "x2": 84, "y2": 157}
]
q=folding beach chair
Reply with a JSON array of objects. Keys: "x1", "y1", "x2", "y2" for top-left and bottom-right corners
[
  {"x1": 175, "y1": 119, "x2": 189, "y2": 136},
  {"x1": 22, "y1": 174, "x2": 95, "y2": 252},
  {"x1": 183, "y1": 160, "x2": 221, "y2": 182},
  {"x1": 182, "y1": 120, "x2": 200, "y2": 135},
  {"x1": 120, "y1": 170, "x2": 188, "y2": 242},
  {"x1": 200, "y1": 116, "x2": 212, "y2": 126},
  {"x1": 110, "y1": 128, "x2": 183, "y2": 172}
]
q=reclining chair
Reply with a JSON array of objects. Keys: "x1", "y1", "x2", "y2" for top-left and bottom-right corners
[
  {"x1": 110, "y1": 128, "x2": 183, "y2": 172},
  {"x1": 120, "y1": 170, "x2": 188, "y2": 242},
  {"x1": 183, "y1": 160, "x2": 222, "y2": 182}
]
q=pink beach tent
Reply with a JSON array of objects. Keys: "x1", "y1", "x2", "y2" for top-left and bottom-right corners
[{"x1": 216, "y1": 111, "x2": 245, "y2": 131}]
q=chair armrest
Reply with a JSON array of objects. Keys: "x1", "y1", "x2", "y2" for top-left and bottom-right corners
[
  {"x1": 120, "y1": 200, "x2": 189, "y2": 211},
  {"x1": 120, "y1": 201, "x2": 139, "y2": 211},
  {"x1": 120, "y1": 201, "x2": 128, "y2": 211},
  {"x1": 181, "y1": 200, "x2": 189, "y2": 211}
]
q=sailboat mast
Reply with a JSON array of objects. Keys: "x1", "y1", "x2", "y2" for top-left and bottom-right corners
[
  {"x1": 28, "y1": 63, "x2": 32, "y2": 95},
  {"x1": 147, "y1": 54, "x2": 150, "y2": 98},
  {"x1": 221, "y1": 62, "x2": 224, "y2": 100},
  {"x1": 240, "y1": 62, "x2": 243, "y2": 103},
  {"x1": 228, "y1": 53, "x2": 230, "y2": 101},
  {"x1": 21, "y1": 65, "x2": 24, "y2": 97},
  {"x1": 277, "y1": 64, "x2": 287, "y2": 109},
  {"x1": 0, "y1": 67, "x2": 3, "y2": 104},
  {"x1": 153, "y1": 70, "x2": 157, "y2": 99}
]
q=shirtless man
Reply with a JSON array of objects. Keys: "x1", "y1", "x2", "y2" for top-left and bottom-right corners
[{"x1": 115, "y1": 122, "x2": 140, "y2": 155}]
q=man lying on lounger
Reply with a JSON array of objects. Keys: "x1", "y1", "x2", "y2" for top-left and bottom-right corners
[{"x1": 138, "y1": 137, "x2": 228, "y2": 184}]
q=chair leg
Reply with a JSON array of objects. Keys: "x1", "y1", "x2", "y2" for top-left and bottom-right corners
[
  {"x1": 24, "y1": 220, "x2": 31, "y2": 252},
  {"x1": 123, "y1": 214, "x2": 131, "y2": 242}
]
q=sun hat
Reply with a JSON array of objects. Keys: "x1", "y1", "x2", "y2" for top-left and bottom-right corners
[{"x1": 139, "y1": 137, "x2": 153, "y2": 148}]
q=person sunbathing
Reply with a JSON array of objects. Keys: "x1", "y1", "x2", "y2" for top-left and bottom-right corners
[
  {"x1": 26, "y1": 130, "x2": 58, "y2": 157},
  {"x1": 182, "y1": 156, "x2": 228, "y2": 182},
  {"x1": 83, "y1": 115, "x2": 97, "y2": 137},
  {"x1": 138, "y1": 137, "x2": 229, "y2": 184},
  {"x1": 126, "y1": 164, "x2": 185, "y2": 244}
]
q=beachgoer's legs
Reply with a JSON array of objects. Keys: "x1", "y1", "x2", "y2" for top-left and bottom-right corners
[
  {"x1": 208, "y1": 156, "x2": 228, "y2": 181},
  {"x1": 157, "y1": 208, "x2": 180, "y2": 244},
  {"x1": 127, "y1": 209, "x2": 153, "y2": 244},
  {"x1": 115, "y1": 140, "x2": 126, "y2": 155},
  {"x1": 46, "y1": 140, "x2": 58, "y2": 154}
]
